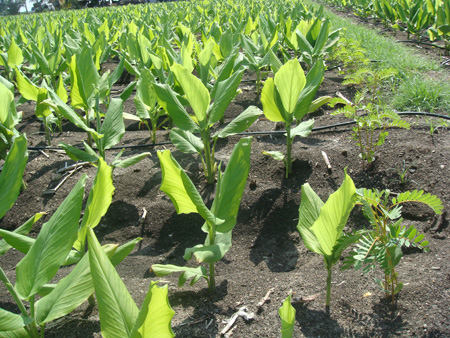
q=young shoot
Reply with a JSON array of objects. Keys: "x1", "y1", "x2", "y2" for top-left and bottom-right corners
[
  {"x1": 261, "y1": 59, "x2": 330, "y2": 178},
  {"x1": 330, "y1": 90, "x2": 410, "y2": 170},
  {"x1": 297, "y1": 171, "x2": 357, "y2": 313},
  {"x1": 152, "y1": 138, "x2": 252, "y2": 292}
]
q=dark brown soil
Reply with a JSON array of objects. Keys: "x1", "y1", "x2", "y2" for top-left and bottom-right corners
[{"x1": 1, "y1": 13, "x2": 450, "y2": 338}]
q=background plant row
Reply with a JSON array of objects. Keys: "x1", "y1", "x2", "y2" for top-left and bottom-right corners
[{"x1": 320, "y1": 0, "x2": 450, "y2": 51}]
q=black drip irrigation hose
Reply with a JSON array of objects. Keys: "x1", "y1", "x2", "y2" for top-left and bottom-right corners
[
  {"x1": 395, "y1": 40, "x2": 447, "y2": 51},
  {"x1": 27, "y1": 111, "x2": 450, "y2": 152}
]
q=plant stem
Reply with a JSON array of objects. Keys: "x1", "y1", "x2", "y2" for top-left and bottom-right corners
[
  {"x1": 95, "y1": 107, "x2": 104, "y2": 158},
  {"x1": 88, "y1": 294, "x2": 96, "y2": 308},
  {"x1": 325, "y1": 264, "x2": 332, "y2": 315},
  {"x1": 21, "y1": 178, "x2": 27, "y2": 192},
  {"x1": 357, "y1": 127, "x2": 365, "y2": 170},
  {"x1": 0, "y1": 268, "x2": 39, "y2": 338},
  {"x1": 151, "y1": 118, "x2": 157, "y2": 144},
  {"x1": 28, "y1": 296, "x2": 40, "y2": 337},
  {"x1": 44, "y1": 121, "x2": 52, "y2": 146},
  {"x1": 256, "y1": 68, "x2": 261, "y2": 94},
  {"x1": 0, "y1": 267, "x2": 29, "y2": 317},
  {"x1": 286, "y1": 124, "x2": 292, "y2": 178},
  {"x1": 202, "y1": 128, "x2": 215, "y2": 184},
  {"x1": 209, "y1": 262, "x2": 215, "y2": 293},
  {"x1": 208, "y1": 223, "x2": 216, "y2": 293}
]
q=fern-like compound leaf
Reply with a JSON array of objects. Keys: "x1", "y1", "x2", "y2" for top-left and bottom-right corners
[{"x1": 392, "y1": 190, "x2": 443, "y2": 215}]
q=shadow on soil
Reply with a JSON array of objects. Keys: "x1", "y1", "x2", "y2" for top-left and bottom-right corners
[
  {"x1": 296, "y1": 299, "x2": 407, "y2": 337},
  {"x1": 245, "y1": 160, "x2": 312, "y2": 272},
  {"x1": 170, "y1": 280, "x2": 229, "y2": 338}
]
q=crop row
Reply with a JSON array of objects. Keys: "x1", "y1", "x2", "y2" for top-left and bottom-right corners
[
  {"x1": 0, "y1": 0, "x2": 445, "y2": 337},
  {"x1": 323, "y1": 0, "x2": 450, "y2": 52}
]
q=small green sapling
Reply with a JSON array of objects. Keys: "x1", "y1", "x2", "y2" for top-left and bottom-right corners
[
  {"x1": 342, "y1": 188, "x2": 443, "y2": 305},
  {"x1": 297, "y1": 171, "x2": 357, "y2": 312},
  {"x1": 152, "y1": 137, "x2": 252, "y2": 292},
  {"x1": 279, "y1": 294, "x2": 296, "y2": 338},
  {"x1": 261, "y1": 59, "x2": 330, "y2": 178}
]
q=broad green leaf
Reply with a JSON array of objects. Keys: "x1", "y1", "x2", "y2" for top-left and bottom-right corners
[
  {"x1": 153, "y1": 83, "x2": 199, "y2": 133},
  {"x1": 306, "y1": 16, "x2": 322, "y2": 44},
  {"x1": 62, "y1": 249, "x2": 82, "y2": 266},
  {"x1": 290, "y1": 119, "x2": 314, "y2": 139},
  {"x1": 35, "y1": 252, "x2": 91, "y2": 324},
  {"x1": 169, "y1": 128, "x2": 204, "y2": 154},
  {"x1": 261, "y1": 78, "x2": 284, "y2": 122},
  {"x1": 181, "y1": 36, "x2": 194, "y2": 74},
  {"x1": 262, "y1": 150, "x2": 285, "y2": 161},
  {"x1": 0, "y1": 328, "x2": 29, "y2": 338},
  {"x1": 274, "y1": 60, "x2": 306, "y2": 115},
  {"x1": 212, "y1": 137, "x2": 252, "y2": 233},
  {"x1": 312, "y1": 19, "x2": 330, "y2": 56},
  {"x1": 88, "y1": 228, "x2": 139, "y2": 338},
  {"x1": 184, "y1": 231, "x2": 231, "y2": 263},
  {"x1": 0, "y1": 230, "x2": 34, "y2": 255},
  {"x1": 151, "y1": 264, "x2": 208, "y2": 287},
  {"x1": 70, "y1": 47, "x2": 100, "y2": 109},
  {"x1": 123, "y1": 112, "x2": 142, "y2": 122},
  {"x1": 297, "y1": 183, "x2": 324, "y2": 255},
  {"x1": 0, "y1": 213, "x2": 43, "y2": 256},
  {"x1": 171, "y1": 64, "x2": 210, "y2": 126},
  {"x1": 279, "y1": 295, "x2": 296, "y2": 338},
  {"x1": 208, "y1": 70, "x2": 243, "y2": 125},
  {"x1": 157, "y1": 150, "x2": 221, "y2": 227},
  {"x1": 109, "y1": 57, "x2": 125, "y2": 89},
  {"x1": 136, "y1": 69, "x2": 157, "y2": 111},
  {"x1": 138, "y1": 34, "x2": 153, "y2": 68},
  {"x1": 129, "y1": 282, "x2": 175, "y2": 338},
  {"x1": 308, "y1": 96, "x2": 331, "y2": 113},
  {"x1": 109, "y1": 237, "x2": 143, "y2": 267},
  {"x1": 29, "y1": 43, "x2": 50, "y2": 75},
  {"x1": 134, "y1": 97, "x2": 150, "y2": 121},
  {"x1": 14, "y1": 68, "x2": 39, "y2": 101},
  {"x1": 0, "y1": 135, "x2": 28, "y2": 219},
  {"x1": 214, "y1": 106, "x2": 262, "y2": 139},
  {"x1": 100, "y1": 98, "x2": 125, "y2": 150},
  {"x1": 56, "y1": 76, "x2": 68, "y2": 103},
  {"x1": 46, "y1": 88, "x2": 102, "y2": 138},
  {"x1": 0, "y1": 81, "x2": 15, "y2": 130},
  {"x1": 0, "y1": 308, "x2": 32, "y2": 332},
  {"x1": 219, "y1": 29, "x2": 233, "y2": 59},
  {"x1": 7, "y1": 37, "x2": 23, "y2": 68},
  {"x1": 295, "y1": 30, "x2": 313, "y2": 55},
  {"x1": 269, "y1": 49, "x2": 283, "y2": 73},
  {"x1": 0, "y1": 76, "x2": 14, "y2": 93},
  {"x1": 35, "y1": 244, "x2": 119, "y2": 325},
  {"x1": 293, "y1": 61, "x2": 325, "y2": 120},
  {"x1": 158, "y1": 150, "x2": 199, "y2": 214},
  {"x1": 15, "y1": 175, "x2": 86, "y2": 299},
  {"x1": 212, "y1": 53, "x2": 244, "y2": 96},
  {"x1": 74, "y1": 158, "x2": 114, "y2": 252},
  {"x1": 0, "y1": 53, "x2": 7, "y2": 68},
  {"x1": 310, "y1": 173, "x2": 356, "y2": 256},
  {"x1": 68, "y1": 54, "x2": 85, "y2": 109},
  {"x1": 197, "y1": 39, "x2": 215, "y2": 84},
  {"x1": 59, "y1": 142, "x2": 99, "y2": 163},
  {"x1": 112, "y1": 152, "x2": 150, "y2": 169},
  {"x1": 120, "y1": 81, "x2": 137, "y2": 102}
]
